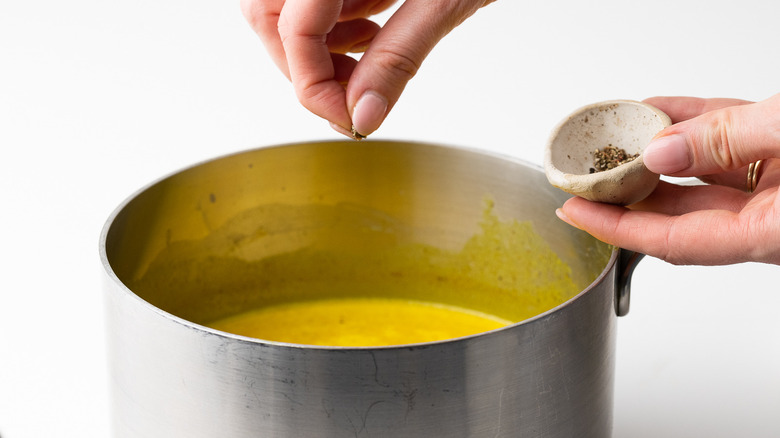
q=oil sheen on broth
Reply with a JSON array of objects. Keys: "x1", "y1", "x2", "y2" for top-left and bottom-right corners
[{"x1": 130, "y1": 200, "x2": 581, "y2": 347}]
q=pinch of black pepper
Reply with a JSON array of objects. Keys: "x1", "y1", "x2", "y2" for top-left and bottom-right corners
[{"x1": 351, "y1": 125, "x2": 366, "y2": 141}]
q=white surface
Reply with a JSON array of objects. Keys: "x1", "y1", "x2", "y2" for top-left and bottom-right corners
[{"x1": 1, "y1": 1, "x2": 778, "y2": 437}]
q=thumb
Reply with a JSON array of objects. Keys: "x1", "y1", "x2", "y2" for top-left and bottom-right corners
[
  {"x1": 643, "y1": 93, "x2": 780, "y2": 177},
  {"x1": 346, "y1": 0, "x2": 492, "y2": 136}
]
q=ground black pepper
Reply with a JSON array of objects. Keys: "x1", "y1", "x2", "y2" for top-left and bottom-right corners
[
  {"x1": 351, "y1": 125, "x2": 366, "y2": 141},
  {"x1": 590, "y1": 144, "x2": 639, "y2": 173}
]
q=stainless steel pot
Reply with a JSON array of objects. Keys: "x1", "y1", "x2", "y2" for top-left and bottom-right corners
[{"x1": 100, "y1": 141, "x2": 640, "y2": 437}]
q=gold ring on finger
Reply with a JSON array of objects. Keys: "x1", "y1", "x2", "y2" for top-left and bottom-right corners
[{"x1": 747, "y1": 160, "x2": 764, "y2": 193}]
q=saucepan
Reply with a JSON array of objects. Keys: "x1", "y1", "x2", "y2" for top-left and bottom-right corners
[{"x1": 100, "y1": 140, "x2": 642, "y2": 437}]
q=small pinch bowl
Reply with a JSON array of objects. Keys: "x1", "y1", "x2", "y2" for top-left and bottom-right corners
[{"x1": 544, "y1": 100, "x2": 672, "y2": 205}]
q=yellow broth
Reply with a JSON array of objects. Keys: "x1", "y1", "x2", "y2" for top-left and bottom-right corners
[{"x1": 208, "y1": 297, "x2": 512, "y2": 347}]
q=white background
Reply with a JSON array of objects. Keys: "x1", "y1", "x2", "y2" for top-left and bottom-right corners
[{"x1": 1, "y1": 1, "x2": 778, "y2": 437}]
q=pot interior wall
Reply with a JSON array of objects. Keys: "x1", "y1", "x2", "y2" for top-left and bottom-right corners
[{"x1": 104, "y1": 141, "x2": 612, "y2": 329}]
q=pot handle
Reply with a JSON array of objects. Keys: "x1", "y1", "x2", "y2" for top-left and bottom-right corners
[{"x1": 615, "y1": 249, "x2": 645, "y2": 317}]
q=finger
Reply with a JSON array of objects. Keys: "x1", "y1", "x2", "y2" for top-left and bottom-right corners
[
  {"x1": 346, "y1": 0, "x2": 493, "y2": 136},
  {"x1": 278, "y1": 0, "x2": 353, "y2": 130},
  {"x1": 241, "y1": 0, "x2": 291, "y2": 77},
  {"x1": 340, "y1": 0, "x2": 399, "y2": 20},
  {"x1": 557, "y1": 196, "x2": 754, "y2": 265},
  {"x1": 695, "y1": 166, "x2": 749, "y2": 189},
  {"x1": 331, "y1": 52, "x2": 358, "y2": 85},
  {"x1": 643, "y1": 96, "x2": 752, "y2": 124},
  {"x1": 641, "y1": 93, "x2": 780, "y2": 177},
  {"x1": 326, "y1": 19, "x2": 381, "y2": 54},
  {"x1": 630, "y1": 180, "x2": 749, "y2": 216},
  {"x1": 643, "y1": 96, "x2": 771, "y2": 191}
]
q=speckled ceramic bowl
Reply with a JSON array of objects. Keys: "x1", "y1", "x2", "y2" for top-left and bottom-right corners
[{"x1": 544, "y1": 100, "x2": 672, "y2": 205}]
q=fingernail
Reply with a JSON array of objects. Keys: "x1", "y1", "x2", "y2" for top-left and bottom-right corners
[
  {"x1": 643, "y1": 134, "x2": 691, "y2": 174},
  {"x1": 555, "y1": 208, "x2": 581, "y2": 230},
  {"x1": 329, "y1": 122, "x2": 353, "y2": 138},
  {"x1": 352, "y1": 90, "x2": 387, "y2": 137}
]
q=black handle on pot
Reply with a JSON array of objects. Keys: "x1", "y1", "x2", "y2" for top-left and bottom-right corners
[{"x1": 615, "y1": 249, "x2": 645, "y2": 317}]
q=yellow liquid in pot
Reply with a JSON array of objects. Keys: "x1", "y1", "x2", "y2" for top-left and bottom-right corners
[
  {"x1": 132, "y1": 199, "x2": 603, "y2": 348},
  {"x1": 208, "y1": 297, "x2": 512, "y2": 347}
]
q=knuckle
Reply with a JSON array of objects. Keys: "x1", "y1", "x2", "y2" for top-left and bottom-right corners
[
  {"x1": 697, "y1": 107, "x2": 743, "y2": 170},
  {"x1": 744, "y1": 211, "x2": 779, "y2": 263},
  {"x1": 657, "y1": 216, "x2": 705, "y2": 265},
  {"x1": 766, "y1": 95, "x2": 780, "y2": 145},
  {"x1": 295, "y1": 83, "x2": 345, "y2": 119},
  {"x1": 373, "y1": 48, "x2": 421, "y2": 84},
  {"x1": 711, "y1": 109, "x2": 738, "y2": 167}
]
